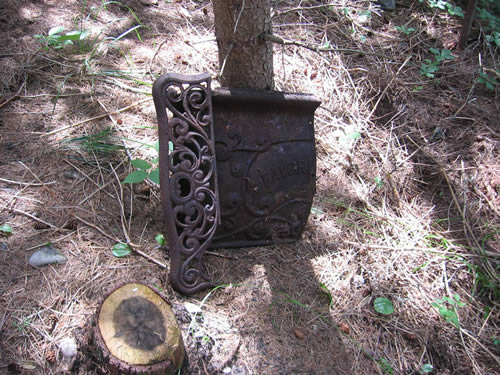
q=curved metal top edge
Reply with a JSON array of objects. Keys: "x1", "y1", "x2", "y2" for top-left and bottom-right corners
[{"x1": 212, "y1": 87, "x2": 321, "y2": 108}]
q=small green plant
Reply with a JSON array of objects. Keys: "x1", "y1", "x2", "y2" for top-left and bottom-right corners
[
  {"x1": 34, "y1": 26, "x2": 88, "y2": 49},
  {"x1": 377, "y1": 358, "x2": 394, "y2": 374},
  {"x1": 13, "y1": 318, "x2": 31, "y2": 333},
  {"x1": 419, "y1": 0, "x2": 464, "y2": 17},
  {"x1": 122, "y1": 140, "x2": 166, "y2": 185},
  {"x1": 319, "y1": 282, "x2": 334, "y2": 307},
  {"x1": 0, "y1": 224, "x2": 12, "y2": 235},
  {"x1": 123, "y1": 158, "x2": 159, "y2": 184},
  {"x1": 202, "y1": 335, "x2": 211, "y2": 344},
  {"x1": 477, "y1": 72, "x2": 499, "y2": 90},
  {"x1": 431, "y1": 294, "x2": 465, "y2": 329},
  {"x1": 420, "y1": 363, "x2": 434, "y2": 374},
  {"x1": 374, "y1": 297, "x2": 394, "y2": 315},
  {"x1": 430, "y1": 47, "x2": 454, "y2": 62},
  {"x1": 420, "y1": 48, "x2": 455, "y2": 78},
  {"x1": 485, "y1": 31, "x2": 500, "y2": 47},
  {"x1": 112, "y1": 242, "x2": 132, "y2": 257},
  {"x1": 155, "y1": 233, "x2": 166, "y2": 246},
  {"x1": 420, "y1": 60, "x2": 440, "y2": 78},
  {"x1": 395, "y1": 25, "x2": 416, "y2": 35}
]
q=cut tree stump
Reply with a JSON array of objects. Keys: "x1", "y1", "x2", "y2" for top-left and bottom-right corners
[{"x1": 93, "y1": 282, "x2": 185, "y2": 375}]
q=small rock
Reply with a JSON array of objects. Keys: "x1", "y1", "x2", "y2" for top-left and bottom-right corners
[
  {"x1": 0, "y1": 242, "x2": 8, "y2": 251},
  {"x1": 184, "y1": 302, "x2": 204, "y2": 323},
  {"x1": 376, "y1": 0, "x2": 396, "y2": 10},
  {"x1": 58, "y1": 337, "x2": 77, "y2": 372},
  {"x1": 59, "y1": 337, "x2": 77, "y2": 359},
  {"x1": 29, "y1": 245, "x2": 67, "y2": 267},
  {"x1": 352, "y1": 274, "x2": 365, "y2": 288},
  {"x1": 63, "y1": 170, "x2": 81, "y2": 180}
]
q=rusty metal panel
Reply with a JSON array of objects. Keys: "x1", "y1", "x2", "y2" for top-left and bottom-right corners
[
  {"x1": 153, "y1": 73, "x2": 219, "y2": 295},
  {"x1": 211, "y1": 88, "x2": 321, "y2": 248}
]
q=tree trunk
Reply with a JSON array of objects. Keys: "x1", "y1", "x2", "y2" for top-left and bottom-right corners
[{"x1": 212, "y1": 0, "x2": 274, "y2": 90}]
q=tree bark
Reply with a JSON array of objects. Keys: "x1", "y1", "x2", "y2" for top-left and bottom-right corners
[{"x1": 212, "y1": 0, "x2": 274, "y2": 90}]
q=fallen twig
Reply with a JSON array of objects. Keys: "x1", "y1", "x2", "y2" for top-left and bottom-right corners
[
  {"x1": 109, "y1": 163, "x2": 167, "y2": 269},
  {"x1": 0, "y1": 81, "x2": 26, "y2": 109},
  {"x1": 0, "y1": 177, "x2": 56, "y2": 186},
  {"x1": 262, "y1": 33, "x2": 392, "y2": 59},
  {"x1": 0, "y1": 205, "x2": 58, "y2": 230},
  {"x1": 44, "y1": 97, "x2": 152, "y2": 136}
]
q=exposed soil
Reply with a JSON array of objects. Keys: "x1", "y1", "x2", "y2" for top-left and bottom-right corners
[{"x1": 0, "y1": 1, "x2": 499, "y2": 375}]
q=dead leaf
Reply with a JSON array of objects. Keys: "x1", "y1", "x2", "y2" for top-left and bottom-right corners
[
  {"x1": 294, "y1": 328, "x2": 306, "y2": 339},
  {"x1": 19, "y1": 360, "x2": 37, "y2": 370},
  {"x1": 338, "y1": 321, "x2": 350, "y2": 334}
]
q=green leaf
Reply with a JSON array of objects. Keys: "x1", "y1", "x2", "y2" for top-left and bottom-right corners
[
  {"x1": 0, "y1": 224, "x2": 13, "y2": 234},
  {"x1": 311, "y1": 206, "x2": 324, "y2": 215},
  {"x1": 429, "y1": 47, "x2": 440, "y2": 55},
  {"x1": 347, "y1": 131, "x2": 361, "y2": 139},
  {"x1": 168, "y1": 140, "x2": 174, "y2": 153},
  {"x1": 122, "y1": 170, "x2": 147, "y2": 184},
  {"x1": 420, "y1": 363, "x2": 433, "y2": 373},
  {"x1": 155, "y1": 233, "x2": 166, "y2": 246},
  {"x1": 131, "y1": 159, "x2": 152, "y2": 170},
  {"x1": 375, "y1": 176, "x2": 384, "y2": 189},
  {"x1": 48, "y1": 26, "x2": 65, "y2": 36},
  {"x1": 154, "y1": 139, "x2": 160, "y2": 152},
  {"x1": 319, "y1": 282, "x2": 333, "y2": 307},
  {"x1": 377, "y1": 358, "x2": 393, "y2": 374},
  {"x1": 440, "y1": 49, "x2": 455, "y2": 60},
  {"x1": 494, "y1": 338, "x2": 500, "y2": 345},
  {"x1": 374, "y1": 297, "x2": 394, "y2": 315},
  {"x1": 55, "y1": 31, "x2": 84, "y2": 41},
  {"x1": 112, "y1": 243, "x2": 132, "y2": 257},
  {"x1": 148, "y1": 168, "x2": 160, "y2": 184},
  {"x1": 446, "y1": 3, "x2": 464, "y2": 17}
]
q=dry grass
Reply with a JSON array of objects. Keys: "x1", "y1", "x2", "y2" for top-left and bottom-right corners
[{"x1": 0, "y1": 0, "x2": 499, "y2": 374}]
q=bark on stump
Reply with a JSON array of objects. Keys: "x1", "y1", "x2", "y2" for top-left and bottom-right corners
[
  {"x1": 212, "y1": 0, "x2": 274, "y2": 90},
  {"x1": 93, "y1": 282, "x2": 185, "y2": 374}
]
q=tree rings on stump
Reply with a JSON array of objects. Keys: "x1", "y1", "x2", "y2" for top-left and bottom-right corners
[{"x1": 94, "y1": 282, "x2": 185, "y2": 374}]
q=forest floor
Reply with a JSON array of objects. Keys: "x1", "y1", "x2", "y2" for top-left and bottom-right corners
[{"x1": 0, "y1": 0, "x2": 499, "y2": 374}]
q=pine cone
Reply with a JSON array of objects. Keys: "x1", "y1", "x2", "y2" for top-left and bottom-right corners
[
  {"x1": 46, "y1": 350, "x2": 56, "y2": 363},
  {"x1": 63, "y1": 218, "x2": 78, "y2": 230},
  {"x1": 33, "y1": 221, "x2": 50, "y2": 230}
]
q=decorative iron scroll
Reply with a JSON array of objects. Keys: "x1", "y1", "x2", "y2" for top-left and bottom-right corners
[{"x1": 153, "y1": 73, "x2": 219, "y2": 295}]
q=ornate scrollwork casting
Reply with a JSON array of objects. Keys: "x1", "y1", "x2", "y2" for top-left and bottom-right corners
[{"x1": 153, "y1": 73, "x2": 219, "y2": 295}]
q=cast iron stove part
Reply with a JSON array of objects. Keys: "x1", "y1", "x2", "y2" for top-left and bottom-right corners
[
  {"x1": 153, "y1": 73, "x2": 219, "y2": 295},
  {"x1": 210, "y1": 88, "x2": 321, "y2": 248}
]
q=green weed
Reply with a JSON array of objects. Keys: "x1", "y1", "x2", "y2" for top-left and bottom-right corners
[
  {"x1": 420, "y1": 364, "x2": 434, "y2": 374},
  {"x1": 13, "y1": 318, "x2": 31, "y2": 333},
  {"x1": 395, "y1": 25, "x2": 416, "y2": 35},
  {"x1": 34, "y1": 26, "x2": 89, "y2": 50},
  {"x1": 111, "y1": 242, "x2": 132, "y2": 257},
  {"x1": 374, "y1": 297, "x2": 394, "y2": 315},
  {"x1": 420, "y1": 48, "x2": 455, "y2": 78},
  {"x1": 0, "y1": 224, "x2": 12, "y2": 234},
  {"x1": 418, "y1": 0, "x2": 464, "y2": 18},
  {"x1": 477, "y1": 72, "x2": 499, "y2": 90},
  {"x1": 431, "y1": 294, "x2": 465, "y2": 329}
]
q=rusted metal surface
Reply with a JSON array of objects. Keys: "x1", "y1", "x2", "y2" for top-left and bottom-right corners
[
  {"x1": 153, "y1": 73, "x2": 219, "y2": 295},
  {"x1": 153, "y1": 73, "x2": 321, "y2": 294},
  {"x1": 211, "y1": 88, "x2": 321, "y2": 248}
]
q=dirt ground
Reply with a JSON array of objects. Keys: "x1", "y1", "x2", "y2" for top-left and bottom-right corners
[{"x1": 0, "y1": 0, "x2": 499, "y2": 374}]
